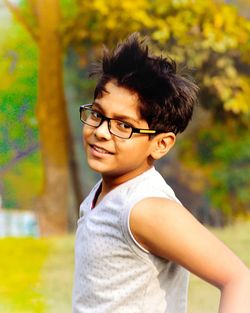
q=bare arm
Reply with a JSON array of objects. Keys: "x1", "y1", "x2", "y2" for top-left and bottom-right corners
[{"x1": 130, "y1": 198, "x2": 250, "y2": 313}]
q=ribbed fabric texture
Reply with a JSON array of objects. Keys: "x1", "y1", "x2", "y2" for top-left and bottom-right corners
[{"x1": 73, "y1": 167, "x2": 189, "y2": 313}]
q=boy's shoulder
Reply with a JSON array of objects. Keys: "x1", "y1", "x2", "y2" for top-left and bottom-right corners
[
  {"x1": 128, "y1": 170, "x2": 186, "y2": 255},
  {"x1": 124, "y1": 167, "x2": 180, "y2": 206}
]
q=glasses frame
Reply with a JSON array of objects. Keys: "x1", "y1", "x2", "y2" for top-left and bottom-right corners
[{"x1": 80, "y1": 104, "x2": 158, "y2": 139}]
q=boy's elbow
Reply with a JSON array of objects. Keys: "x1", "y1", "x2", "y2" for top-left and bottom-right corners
[
  {"x1": 220, "y1": 267, "x2": 250, "y2": 292},
  {"x1": 218, "y1": 269, "x2": 250, "y2": 313}
]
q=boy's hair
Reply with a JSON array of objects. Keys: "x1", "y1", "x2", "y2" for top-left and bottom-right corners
[{"x1": 90, "y1": 33, "x2": 199, "y2": 134}]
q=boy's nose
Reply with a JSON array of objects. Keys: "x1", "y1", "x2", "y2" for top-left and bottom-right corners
[{"x1": 94, "y1": 120, "x2": 112, "y2": 140}]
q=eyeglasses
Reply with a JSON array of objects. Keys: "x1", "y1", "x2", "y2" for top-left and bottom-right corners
[{"x1": 79, "y1": 104, "x2": 158, "y2": 139}]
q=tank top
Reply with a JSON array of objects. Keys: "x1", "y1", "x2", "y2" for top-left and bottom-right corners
[{"x1": 73, "y1": 167, "x2": 189, "y2": 313}]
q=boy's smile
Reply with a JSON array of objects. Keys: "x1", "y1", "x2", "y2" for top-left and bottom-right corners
[
  {"x1": 89, "y1": 144, "x2": 114, "y2": 155},
  {"x1": 83, "y1": 80, "x2": 155, "y2": 187}
]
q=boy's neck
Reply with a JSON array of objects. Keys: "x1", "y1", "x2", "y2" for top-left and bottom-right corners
[
  {"x1": 93, "y1": 165, "x2": 154, "y2": 207},
  {"x1": 101, "y1": 165, "x2": 154, "y2": 196}
]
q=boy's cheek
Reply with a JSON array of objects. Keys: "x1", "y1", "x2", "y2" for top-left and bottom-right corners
[
  {"x1": 82, "y1": 127, "x2": 90, "y2": 142},
  {"x1": 83, "y1": 137, "x2": 89, "y2": 152},
  {"x1": 82, "y1": 125, "x2": 86, "y2": 136},
  {"x1": 82, "y1": 132, "x2": 88, "y2": 151}
]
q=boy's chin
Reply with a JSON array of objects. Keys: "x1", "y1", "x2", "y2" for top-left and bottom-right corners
[{"x1": 87, "y1": 161, "x2": 109, "y2": 174}]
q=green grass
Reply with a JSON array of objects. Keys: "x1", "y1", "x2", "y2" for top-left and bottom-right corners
[
  {"x1": 0, "y1": 222, "x2": 249, "y2": 312},
  {"x1": 0, "y1": 237, "x2": 51, "y2": 313},
  {"x1": 188, "y1": 221, "x2": 250, "y2": 313},
  {"x1": 0, "y1": 236, "x2": 74, "y2": 313},
  {"x1": 38, "y1": 236, "x2": 74, "y2": 313}
]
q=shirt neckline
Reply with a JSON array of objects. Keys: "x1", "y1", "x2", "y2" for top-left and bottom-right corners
[
  {"x1": 89, "y1": 166, "x2": 155, "y2": 211},
  {"x1": 91, "y1": 183, "x2": 102, "y2": 209}
]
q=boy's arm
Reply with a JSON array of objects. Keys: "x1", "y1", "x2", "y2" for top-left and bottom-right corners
[{"x1": 130, "y1": 197, "x2": 250, "y2": 313}]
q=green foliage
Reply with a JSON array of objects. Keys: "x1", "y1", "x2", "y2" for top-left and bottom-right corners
[
  {"x1": 63, "y1": 0, "x2": 250, "y2": 117},
  {"x1": 61, "y1": 0, "x2": 152, "y2": 49},
  {"x1": 2, "y1": 151, "x2": 42, "y2": 208},
  {"x1": 0, "y1": 9, "x2": 41, "y2": 209},
  {"x1": 181, "y1": 120, "x2": 250, "y2": 218},
  {"x1": 149, "y1": 0, "x2": 250, "y2": 117},
  {"x1": 0, "y1": 17, "x2": 38, "y2": 165},
  {"x1": 61, "y1": 0, "x2": 250, "y2": 218},
  {"x1": 2, "y1": 0, "x2": 249, "y2": 219}
]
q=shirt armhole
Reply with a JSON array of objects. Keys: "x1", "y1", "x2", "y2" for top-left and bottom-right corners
[
  {"x1": 126, "y1": 193, "x2": 181, "y2": 255},
  {"x1": 127, "y1": 208, "x2": 150, "y2": 254}
]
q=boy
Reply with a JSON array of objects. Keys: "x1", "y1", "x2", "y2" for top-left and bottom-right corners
[{"x1": 73, "y1": 33, "x2": 250, "y2": 313}]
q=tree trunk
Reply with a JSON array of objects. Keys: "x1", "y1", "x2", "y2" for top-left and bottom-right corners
[{"x1": 36, "y1": 0, "x2": 70, "y2": 235}]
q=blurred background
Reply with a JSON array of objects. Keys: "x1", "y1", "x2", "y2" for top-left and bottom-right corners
[{"x1": 0, "y1": 0, "x2": 249, "y2": 312}]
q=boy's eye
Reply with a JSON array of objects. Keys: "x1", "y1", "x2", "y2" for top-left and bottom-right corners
[
  {"x1": 90, "y1": 110, "x2": 102, "y2": 120},
  {"x1": 114, "y1": 120, "x2": 132, "y2": 131}
]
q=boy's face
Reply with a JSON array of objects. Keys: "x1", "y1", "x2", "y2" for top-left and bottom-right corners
[{"x1": 83, "y1": 80, "x2": 156, "y2": 184}]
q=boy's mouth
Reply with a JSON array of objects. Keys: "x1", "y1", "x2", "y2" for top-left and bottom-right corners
[{"x1": 90, "y1": 144, "x2": 114, "y2": 155}]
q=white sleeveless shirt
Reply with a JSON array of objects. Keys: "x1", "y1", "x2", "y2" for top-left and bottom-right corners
[{"x1": 73, "y1": 167, "x2": 189, "y2": 313}]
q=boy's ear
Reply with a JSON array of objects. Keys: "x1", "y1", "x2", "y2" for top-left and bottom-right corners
[{"x1": 150, "y1": 132, "x2": 176, "y2": 160}]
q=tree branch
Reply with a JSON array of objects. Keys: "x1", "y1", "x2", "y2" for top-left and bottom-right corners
[
  {"x1": 28, "y1": 0, "x2": 38, "y2": 20},
  {"x1": 4, "y1": 0, "x2": 38, "y2": 42},
  {"x1": 0, "y1": 143, "x2": 39, "y2": 176}
]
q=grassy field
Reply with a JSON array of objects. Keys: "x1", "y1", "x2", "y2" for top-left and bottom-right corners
[
  {"x1": 188, "y1": 221, "x2": 250, "y2": 313},
  {"x1": 0, "y1": 221, "x2": 249, "y2": 313}
]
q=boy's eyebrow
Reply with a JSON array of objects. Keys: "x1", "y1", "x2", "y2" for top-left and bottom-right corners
[{"x1": 92, "y1": 101, "x2": 140, "y2": 125}]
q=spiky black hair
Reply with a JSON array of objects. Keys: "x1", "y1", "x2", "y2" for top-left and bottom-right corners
[{"x1": 90, "y1": 33, "x2": 199, "y2": 134}]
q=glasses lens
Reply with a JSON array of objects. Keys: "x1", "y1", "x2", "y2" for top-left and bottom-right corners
[
  {"x1": 110, "y1": 120, "x2": 132, "y2": 139},
  {"x1": 80, "y1": 107, "x2": 132, "y2": 139},
  {"x1": 81, "y1": 108, "x2": 101, "y2": 127}
]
